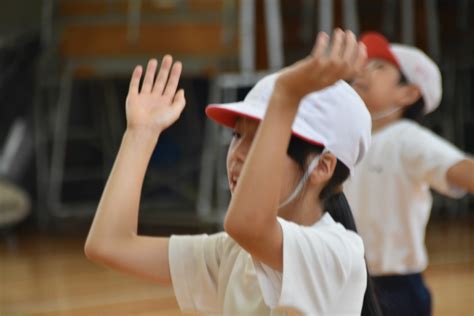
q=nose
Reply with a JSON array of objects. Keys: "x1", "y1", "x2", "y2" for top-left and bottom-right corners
[
  {"x1": 352, "y1": 65, "x2": 372, "y2": 87},
  {"x1": 352, "y1": 64, "x2": 369, "y2": 85}
]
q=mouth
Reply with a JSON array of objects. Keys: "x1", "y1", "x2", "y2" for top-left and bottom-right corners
[{"x1": 229, "y1": 173, "x2": 240, "y2": 193}]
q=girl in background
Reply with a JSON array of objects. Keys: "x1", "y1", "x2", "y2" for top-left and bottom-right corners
[{"x1": 346, "y1": 31, "x2": 474, "y2": 316}]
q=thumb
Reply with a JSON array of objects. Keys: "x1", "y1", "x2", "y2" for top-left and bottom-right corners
[{"x1": 171, "y1": 89, "x2": 186, "y2": 117}]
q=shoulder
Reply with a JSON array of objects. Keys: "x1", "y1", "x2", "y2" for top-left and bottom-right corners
[
  {"x1": 395, "y1": 120, "x2": 441, "y2": 141},
  {"x1": 394, "y1": 120, "x2": 463, "y2": 158},
  {"x1": 319, "y1": 221, "x2": 365, "y2": 258},
  {"x1": 273, "y1": 215, "x2": 366, "y2": 310},
  {"x1": 278, "y1": 215, "x2": 364, "y2": 262},
  {"x1": 386, "y1": 120, "x2": 446, "y2": 153},
  {"x1": 382, "y1": 120, "x2": 425, "y2": 139}
]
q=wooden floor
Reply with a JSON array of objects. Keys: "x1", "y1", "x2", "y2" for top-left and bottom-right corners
[{"x1": 1, "y1": 216, "x2": 473, "y2": 316}]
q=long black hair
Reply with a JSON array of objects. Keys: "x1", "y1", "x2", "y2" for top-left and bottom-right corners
[{"x1": 287, "y1": 136, "x2": 382, "y2": 316}]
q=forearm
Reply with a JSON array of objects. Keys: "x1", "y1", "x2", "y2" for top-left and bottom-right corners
[
  {"x1": 225, "y1": 92, "x2": 300, "y2": 233},
  {"x1": 86, "y1": 129, "x2": 158, "y2": 252},
  {"x1": 447, "y1": 158, "x2": 474, "y2": 194}
]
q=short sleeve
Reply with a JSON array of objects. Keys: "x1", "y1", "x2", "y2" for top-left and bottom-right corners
[
  {"x1": 168, "y1": 232, "x2": 226, "y2": 314},
  {"x1": 401, "y1": 125, "x2": 466, "y2": 197},
  {"x1": 253, "y1": 217, "x2": 359, "y2": 314}
]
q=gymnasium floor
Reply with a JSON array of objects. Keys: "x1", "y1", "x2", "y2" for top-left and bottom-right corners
[{"x1": 1, "y1": 216, "x2": 473, "y2": 316}]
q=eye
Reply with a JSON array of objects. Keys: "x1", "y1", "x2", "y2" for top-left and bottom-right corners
[
  {"x1": 374, "y1": 61, "x2": 385, "y2": 69},
  {"x1": 232, "y1": 131, "x2": 241, "y2": 139}
]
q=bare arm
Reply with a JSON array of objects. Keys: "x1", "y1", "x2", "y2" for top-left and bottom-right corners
[
  {"x1": 224, "y1": 30, "x2": 367, "y2": 271},
  {"x1": 447, "y1": 158, "x2": 474, "y2": 194},
  {"x1": 85, "y1": 56, "x2": 186, "y2": 284}
]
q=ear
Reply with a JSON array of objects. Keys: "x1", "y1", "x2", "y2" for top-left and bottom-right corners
[
  {"x1": 309, "y1": 152, "x2": 337, "y2": 185},
  {"x1": 397, "y1": 84, "x2": 422, "y2": 108}
]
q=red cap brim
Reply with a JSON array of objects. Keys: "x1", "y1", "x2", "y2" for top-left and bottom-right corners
[
  {"x1": 205, "y1": 104, "x2": 325, "y2": 148},
  {"x1": 360, "y1": 32, "x2": 400, "y2": 68},
  {"x1": 205, "y1": 104, "x2": 262, "y2": 129}
]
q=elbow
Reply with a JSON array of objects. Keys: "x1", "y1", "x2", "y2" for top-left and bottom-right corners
[
  {"x1": 223, "y1": 211, "x2": 244, "y2": 238},
  {"x1": 84, "y1": 230, "x2": 134, "y2": 268},
  {"x1": 84, "y1": 237, "x2": 104, "y2": 263},
  {"x1": 223, "y1": 218, "x2": 239, "y2": 239},
  {"x1": 84, "y1": 233, "x2": 117, "y2": 265}
]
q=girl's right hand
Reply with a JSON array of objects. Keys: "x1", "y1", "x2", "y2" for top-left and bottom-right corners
[
  {"x1": 125, "y1": 55, "x2": 186, "y2": 135},
  {"x1": 276, "y1": 29, "x2": 367, "y2": 100}
]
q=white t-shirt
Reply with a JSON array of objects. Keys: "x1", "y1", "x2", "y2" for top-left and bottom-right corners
[
  {"x1": 344, "y1": 120, "x2": 466, "y2": 275},
  {"x1": 168, "y1": 213, "x2": 367, "y2": 315}
]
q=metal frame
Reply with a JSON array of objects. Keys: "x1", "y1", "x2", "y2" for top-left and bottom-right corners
[
  {"x1": 300, "y1": 0, "x2": 360, "y2": 44},
  {"x1": 318, "y1": 0, "x2": 334, "y2": 35},
  {"x1": 34, "y1": 0, "x2": 240, "y2": 227}
]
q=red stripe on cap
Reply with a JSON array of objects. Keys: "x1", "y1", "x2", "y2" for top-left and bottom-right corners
[
  {"x1": 291, "y1": 131, "x2": 325, "y2": 148},
  {"x1": 360, "y1": 32, "x2": 400, "y2": 68},
  {"x1": 205, "y1": 105, "x2": 261, "y2": 129},
  {"x1": 205, "y1": 105, "x2": 326, "y2": 148}
]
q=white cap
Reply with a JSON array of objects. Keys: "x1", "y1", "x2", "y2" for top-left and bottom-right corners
[
  {"x1": 391, "y1": 44, "x2": 442, "y2": 114},
  {"x1": 360, "y1": 32, "x2": 442, "y2": 114},
  {"x1": 205, "y1": 73, "x2": 372, "y2": 173}
]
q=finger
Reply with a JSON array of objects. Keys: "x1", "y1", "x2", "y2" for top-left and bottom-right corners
[
  {"x1": 352, "y1": 42, "x2": 368, "y2": 75},
  {"x1": 163, "y1": 61, "x2": 183, "y2": 99},
  {"x1": 329, "y1": 28, "x2": 344, "y2": 59},
  {"x1": 153, "y1": 55, "x2": 173, "y2": 95},
  {"x1": 342, "y1": 30, "x2": 358, "y2": 63},
  {"x1": 128, "y1": 65, "x2": 142, "y2": 95},
  {"x1": 311, "y1": 32, "x2": 329, "y2": 58},
  {"x1": 141, "y1": 59, "x2": 158, "y2": 93}
]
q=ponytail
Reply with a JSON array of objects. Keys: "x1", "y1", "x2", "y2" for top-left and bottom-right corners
[
  {"x1": 324, "y1": 192, "x2": 357, "y2": 232},
  {"x1": 287, "y1": 136, "x2": 382, "y2": 316}
]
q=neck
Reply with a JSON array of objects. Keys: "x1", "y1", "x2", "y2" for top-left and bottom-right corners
[
  {"x1": 371, "y1": 110, "x2": 403, "y2": 132},
  {"x1": 279, "y1": 194, "x2": 323, "y2": 226}
]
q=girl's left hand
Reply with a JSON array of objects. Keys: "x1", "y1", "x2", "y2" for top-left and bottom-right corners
[
  {"x1": 125, "y1": 55, "x2": 186, "y2": 135},
  {"x1": 276, "y1": 29, "x2": 367, "y2": 100}
]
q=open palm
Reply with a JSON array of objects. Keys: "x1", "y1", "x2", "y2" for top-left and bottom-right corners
[
  {"x1": 126, "y1": 55, "x2": 186, "y2": 134},
  {"x1": 276, "y1": 29, "x2": 367, "y2": 99}
]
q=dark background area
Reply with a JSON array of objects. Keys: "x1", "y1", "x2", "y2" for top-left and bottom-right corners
[{"x1": 0, "y1": 0, "x2": 472, "y2": 236}]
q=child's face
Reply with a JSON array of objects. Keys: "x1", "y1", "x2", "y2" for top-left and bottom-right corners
[
  {"x1": 351, "y1": 59, "x2": 405, "y2": 114},
  {"x1": 226, "y1": 117, "x2": 300, "y2": 201}
]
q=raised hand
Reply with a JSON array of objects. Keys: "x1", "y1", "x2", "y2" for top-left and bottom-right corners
[
  {"x1": 276, "y1": 29, "x2": 367, "y2": 100},
  {"x1": 126, "y1": 55, "x2": 186, "y2": 135}
]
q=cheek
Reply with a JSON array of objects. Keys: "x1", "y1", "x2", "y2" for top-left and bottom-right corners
[
  {"x1": 226, "y1": 144, "x2": 234, "y2": 173},
  {"x1": 280, "y1": 158, "x2": 302, "y2": 196},
  {"x1": 366, "y1": 82, "x2": 397, "y2": 110}
]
